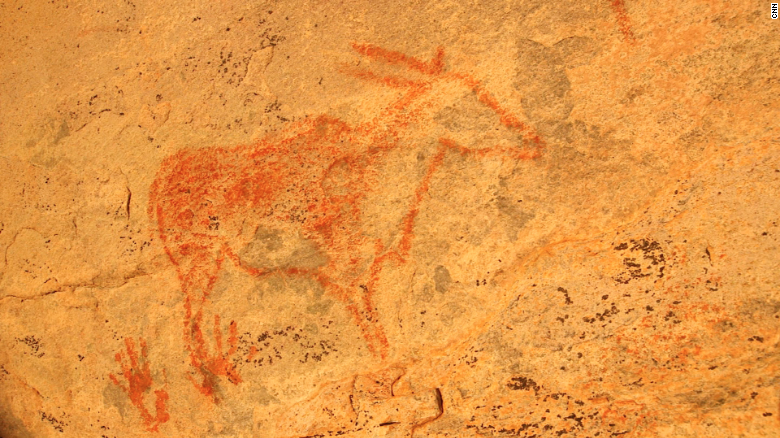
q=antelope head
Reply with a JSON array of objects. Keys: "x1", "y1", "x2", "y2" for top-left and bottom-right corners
[{"x1": 341, "y1": 42, "x2": 545, "y2": 161}]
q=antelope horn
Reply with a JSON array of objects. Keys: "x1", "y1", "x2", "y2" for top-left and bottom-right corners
[
  {"x1": 338, "y1": 64, "x2": 427, "y2": 89},
  {"x1": 351, "y1": 43, "x2": 445, "y2": 75}
]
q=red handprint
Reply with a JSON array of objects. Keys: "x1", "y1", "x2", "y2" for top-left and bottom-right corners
[
  {"x1": 109, "y1": 338, "x2": 170, "y2": 432},
  {"x1": 186, "y1": 314, "x2": 242, "y2": 400}
]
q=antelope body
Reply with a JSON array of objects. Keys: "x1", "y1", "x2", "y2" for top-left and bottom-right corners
[{"x1": 147, "y1": 43, "x2": 544, "y2": 400}]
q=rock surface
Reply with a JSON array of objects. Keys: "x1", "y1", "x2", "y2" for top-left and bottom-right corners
[{"x1": 1, "y1": 0, "x2": 779, "y2": 437}]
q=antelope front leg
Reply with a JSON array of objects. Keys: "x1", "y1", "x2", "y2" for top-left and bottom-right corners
[
  {"x1": 174, "y1": 242, "x2": 243, "y2": 401},
  {"x1": 354, "y1": 142, "x2": 449, "y2": 359}
]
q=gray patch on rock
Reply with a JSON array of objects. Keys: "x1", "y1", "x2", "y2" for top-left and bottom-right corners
[
  {"x1": 254, "y1": 385, "x2": 280, "y2": 406},
  {"x1": 439, "y1": 301, "x2": 466, "y2": 326},
  {"x1": 254, "y1": 272, "x2": 326, "y2": 301},
  {"x1": 553, "y1": 36, "x2": 600, "y2": 68},
  {"x1": 418, "y1": 283, "x2": 434, "y2": 302},
  {"x1": 304, "y1": 322, "x2": 319, "y2": 334},
  {"x1": 434, "y1": 265, "x2": 452, "y2": 293},
  {"x1": 514, "y1": 39, "x2": 573, "y2": 125},
  {"x1": 102, "y1": 382, "x2": 128, "y2": 418},
  {"x1": 674, "y1": 387, "x2": 738, "y2": 411},
  {"x1": 477, "y1": 326, "x2": 526, "y2": 372},
  {"x1": 739, "y1": 298, "x2": 780, "y2": 319},
  {"x1": 496, "y1": 196, "x2": 536, "y2": 240},
  {"x1": 239, "y1": 227, "x2": 328, "y2": 271},
  {"x1": 433, "y1": 95, "x2": 495, "y2": 133},
  {"x1": 432, "y1": 91, "x2": 527, "y2": 150},
  {"x1": 256, "y1": 227, "x2": 283, "y2": 251},
  {"x1": 306, "y1": 298, "x2": 334, "y2": 315},
  {"x1": 52, "y1": 119, "x2": 70, "y2": 145},
  {"x1": 207, "y1": 404, "x2": 255, "y2": 436}
]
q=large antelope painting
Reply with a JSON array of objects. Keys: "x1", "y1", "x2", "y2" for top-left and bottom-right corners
[{"x1": 110, "y1": 42, "x2": 545, "y2": 430}]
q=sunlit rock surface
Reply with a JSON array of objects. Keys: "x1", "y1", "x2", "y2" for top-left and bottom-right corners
[{"x1": 1, "y1": 0, "x2": 778, "y2": 436}]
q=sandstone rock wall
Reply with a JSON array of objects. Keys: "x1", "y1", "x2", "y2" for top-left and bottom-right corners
[{"x1": 1, "y1": 0, "x2": 778, "y2": 437}]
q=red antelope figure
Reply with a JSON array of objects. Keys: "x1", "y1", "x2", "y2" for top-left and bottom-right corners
[{"x1": 148, "y1": 43, "x2": 545, "y2": 400}]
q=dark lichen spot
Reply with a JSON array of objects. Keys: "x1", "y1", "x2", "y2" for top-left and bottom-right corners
[
  {"x1": 558, "y1": 287, "x2": 573, "y2": 305},
  {"x1": 507, "y1": 376, "x2": 541, "y2": 393}
]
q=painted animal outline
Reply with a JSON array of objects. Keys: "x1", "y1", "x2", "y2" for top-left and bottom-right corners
[{"x1": 113, "y1": 42, "x2": 545, "y2": 417}]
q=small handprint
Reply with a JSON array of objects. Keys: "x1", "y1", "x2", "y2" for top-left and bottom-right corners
[
  {"x1": 109, "y1": 338, "x2": 170, "y2": 432},
  {"x1": 187, "y1": 314, "x2": 242, "y2": 401}
]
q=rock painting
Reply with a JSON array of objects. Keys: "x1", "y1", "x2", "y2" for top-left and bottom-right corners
[{"x1": 113, "y1": 43, "x2": 544, "y2": 418}]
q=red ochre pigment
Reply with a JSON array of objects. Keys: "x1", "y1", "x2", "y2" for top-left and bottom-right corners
[
  {"x1": 109, "y1": 338, "x2": 170, "y2": 432},
  {"x1": 113, "y1": 43, "x2": 545, "y2": 425},
  {"x1": 610, "y1": 0, "x2": 636, "y2": 43}
]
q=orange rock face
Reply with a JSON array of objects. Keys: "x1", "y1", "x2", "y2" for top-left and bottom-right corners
[{"x1": 0, "y1": 0, "x2": 778, "y2": 437}]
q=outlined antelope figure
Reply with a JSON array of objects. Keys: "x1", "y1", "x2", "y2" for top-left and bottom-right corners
[{"x1": 115, "y1": 42, "x2": 545, "y2": 412}]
